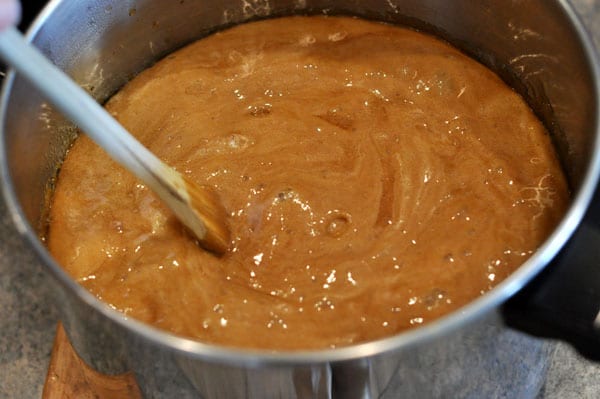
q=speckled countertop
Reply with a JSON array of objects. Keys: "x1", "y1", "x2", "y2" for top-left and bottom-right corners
[{"x1": 1, "y1": 1, "x2": 600, "y2": 398}]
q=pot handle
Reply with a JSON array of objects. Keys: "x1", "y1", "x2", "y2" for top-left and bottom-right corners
[{"x1": 502, "y1": 183, "x2": 600, "y2": 360}]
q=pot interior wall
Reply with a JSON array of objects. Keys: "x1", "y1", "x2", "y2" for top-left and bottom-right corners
[
  {"x1": 3, "y1": 0, "x2": 597, "y2": 236},
  {"x1": 3, "y1": 0, "x2": 597, "y2": 232}
]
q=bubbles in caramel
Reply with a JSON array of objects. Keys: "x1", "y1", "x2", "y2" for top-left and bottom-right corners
[{"x1": 48, "y1": 16, "x2": 569, "y2": 350}]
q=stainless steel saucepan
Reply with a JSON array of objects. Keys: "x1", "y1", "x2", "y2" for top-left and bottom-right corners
[{"x1": 1, "y1": 1, "x2": 599, "y2": 398}]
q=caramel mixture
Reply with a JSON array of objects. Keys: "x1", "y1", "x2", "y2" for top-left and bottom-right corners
[{"x1": 48, "y1": 16, "x2": 569, "y2": 350}]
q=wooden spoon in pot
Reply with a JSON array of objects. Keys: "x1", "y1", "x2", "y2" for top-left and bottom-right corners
[{"x1": 0, "y1": 27, "x2": 230, "y2": 255}]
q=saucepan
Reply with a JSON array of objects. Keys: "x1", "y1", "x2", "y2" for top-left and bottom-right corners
[{"x1": 1, "y1": 0, "x2": 599, "y2": 398}]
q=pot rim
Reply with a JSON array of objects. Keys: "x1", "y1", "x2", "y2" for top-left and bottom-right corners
[{"x1": 1, "y1": 0, "x2": 599, "y2": 366}]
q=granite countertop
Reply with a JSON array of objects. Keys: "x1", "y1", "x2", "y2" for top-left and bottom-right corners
[{"x1": 1, "y1": 1, "x2": 600, "y2": 398}]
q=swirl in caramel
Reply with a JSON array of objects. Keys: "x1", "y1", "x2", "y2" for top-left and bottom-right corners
[{"x1": 48, "y1": 16, "x2": 569, "y2": 350}]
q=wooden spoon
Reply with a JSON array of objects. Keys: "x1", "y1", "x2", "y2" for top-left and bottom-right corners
[{"x1": 0, "y1": 27, "x2": 230, "y2": 254}]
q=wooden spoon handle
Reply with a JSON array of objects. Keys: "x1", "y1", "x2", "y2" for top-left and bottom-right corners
[
  {"x1": 0, "y1": 27, "x2": 229, "y2": 253},
  {"x1": 0, "y1": 27, "x2": 167, "y2": 184}
]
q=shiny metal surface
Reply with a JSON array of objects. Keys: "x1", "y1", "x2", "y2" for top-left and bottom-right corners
[{"x1": 0, "y1": 0, "x2": 598, "y2": 398}]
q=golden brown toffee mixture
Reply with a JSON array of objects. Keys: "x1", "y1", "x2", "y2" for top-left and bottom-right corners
[{"x1": 48, "y1": 16, "x2": 569, "y2": 350}]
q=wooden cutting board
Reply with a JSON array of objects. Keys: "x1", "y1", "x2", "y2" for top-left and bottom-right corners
[{"x1": 42, "y1": 323, "x2": 142, "y2": 399}]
